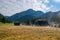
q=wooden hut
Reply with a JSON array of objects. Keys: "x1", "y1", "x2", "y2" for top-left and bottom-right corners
[
  {"x1": 14, "y1": 21, "x2": 20, "y2": 26},
  {"x1": 35, "y1": 19, "x2": 49, "y2": 26}
]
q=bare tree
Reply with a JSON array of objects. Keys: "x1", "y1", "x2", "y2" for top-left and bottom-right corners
[{"x1": 48, "y1": 11, "x2": 60, "y2": 27}]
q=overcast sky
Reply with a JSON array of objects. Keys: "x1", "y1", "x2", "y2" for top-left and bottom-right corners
[{"x1": 0, "y1": 0, "x2": 60, "y2": 16}]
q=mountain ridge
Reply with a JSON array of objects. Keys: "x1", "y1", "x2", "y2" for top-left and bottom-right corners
[
  {"x1": 6, "y1": 9, "x2": 60, "y2": 22},
  {"x1": 8, "y1": 9, "x2": 44, "y2": 22}
]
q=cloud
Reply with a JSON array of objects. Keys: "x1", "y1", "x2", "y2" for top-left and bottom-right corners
[
  {"x1": 0, "y1": 0, "x2": 53, "y2": 16},
  {"x1": 32, "y1": 0, "x2": 51, "y2": 12},
  {"x1": 53, "y1": 0, "x2": 60, "y2": 3}
]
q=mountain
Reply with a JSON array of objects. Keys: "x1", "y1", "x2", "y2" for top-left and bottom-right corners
[
  {"x1": 40, "y1": 11, "x2": 60, "y2": 21},
  {"x1": 8, "y1": 9, "x2": 44, "y2": 22},
  {"x1": 48, "y1": 11, "x2": 60, "y2": 21},
  {"x1": 40, "y1": 12, "x2": 53, "y2": 19},
  {"x1": 6, "y1": 9, "x2": 60, "y2": 24}
]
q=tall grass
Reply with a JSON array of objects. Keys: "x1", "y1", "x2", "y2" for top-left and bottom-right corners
[{"x1": 0, "y1": 24, "x2": 60, "y2": 40}]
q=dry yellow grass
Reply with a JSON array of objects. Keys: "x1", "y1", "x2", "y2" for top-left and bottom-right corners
[{"x1": 0, "y1": 25, "x2": 60, "y2": 40}]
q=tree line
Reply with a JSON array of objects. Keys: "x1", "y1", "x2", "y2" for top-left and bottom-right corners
[{"x1": 0, "y1": 13, "x2": 11, "y2": 23}]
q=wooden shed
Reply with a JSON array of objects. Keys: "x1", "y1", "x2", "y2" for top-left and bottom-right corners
[
  {"x1": 14, "y1": 21, "x2": 20, "y2": 26},
  {"x1": 35, "y1": 19, "x2": 49, "y2": 26}
]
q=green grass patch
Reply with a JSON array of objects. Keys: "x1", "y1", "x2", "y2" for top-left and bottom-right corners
[{"x1": 0, "y1": 22, "x2": 13, "y2": 27}]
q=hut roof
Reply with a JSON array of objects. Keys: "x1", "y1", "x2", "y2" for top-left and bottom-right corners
[{"x1": 35, "y1": 19, "x2": 47, "y2": 22}]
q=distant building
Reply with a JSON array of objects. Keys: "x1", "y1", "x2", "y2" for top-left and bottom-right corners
[
  {"x1": 13, "y1": 19, "x2": 49, "y2": 26},
  {"x1": 34, "y1": 19, "x2": 49, "y2": 26},
  {"x1": 14, "y1": 21, "x2": 20, "y2": 26}
]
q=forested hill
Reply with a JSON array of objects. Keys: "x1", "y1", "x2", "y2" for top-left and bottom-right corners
[{"x1": 0, "y1": 13, "x2": 11, "y2": 23}]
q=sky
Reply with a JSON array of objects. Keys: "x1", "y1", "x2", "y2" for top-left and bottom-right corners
[{"x1": 0, "y1": 0, "x2": 60, "y2": 16}]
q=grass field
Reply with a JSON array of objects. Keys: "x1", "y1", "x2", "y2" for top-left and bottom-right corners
[{"x1": 0, "y1": 23, "x2": 60, "y2": 40}]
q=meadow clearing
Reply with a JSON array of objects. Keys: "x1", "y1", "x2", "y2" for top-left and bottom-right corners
[{"x1": 0, "y1": 23, "x2": 60, "y2": 40}]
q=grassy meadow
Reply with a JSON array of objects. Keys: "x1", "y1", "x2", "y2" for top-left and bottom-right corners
[{"x1": 0, "y1": 23, "x2": 60, "y2": 40}]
